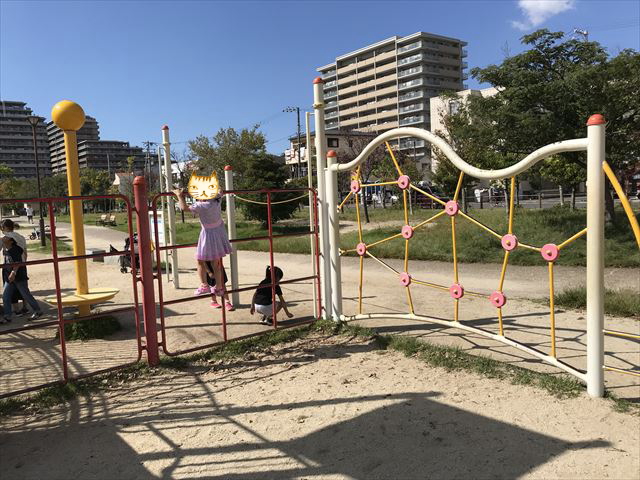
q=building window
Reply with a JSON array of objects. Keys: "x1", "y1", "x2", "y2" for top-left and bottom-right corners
[
  {"x1": 327, "y1": 138, "x2": 339, "y2": 148},
  {"x1": 449, "y1": 101, "x2": 460, "y2": 115}
]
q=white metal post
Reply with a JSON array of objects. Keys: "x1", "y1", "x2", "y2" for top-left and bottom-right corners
[
  {"x1": 224, "y1": 166, "x2": 240, "y2": 306},
  {"x1": 306, "y1": 111, "x2": 318, "y2": 318},
  {"x1": 161, "y1": 125, "x2": 180, "y2": 288},
  {"x1": 325, "y1": 150, "x2": 342, "y2": 320},
  {"x1": 158, "y1": 146, "x2": 170, "y2": 281},
  {"x1": 586, "y1": 114, "x2": 606, "y2": 398},
  {"x1": 313, "y1": 77, "x2": 331, "y2": 319}
]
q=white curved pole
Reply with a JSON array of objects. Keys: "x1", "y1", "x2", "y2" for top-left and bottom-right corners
[{"x1": 331, "y1": 127, "x2": 588, "y2": 180}]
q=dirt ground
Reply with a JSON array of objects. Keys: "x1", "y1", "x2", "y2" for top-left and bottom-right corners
[{"x1": 1, "y1": 332, "x2": 639, "y2": 479}]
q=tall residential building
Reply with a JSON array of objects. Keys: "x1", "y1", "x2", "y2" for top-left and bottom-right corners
[
  {"x1": 47, "y1": 116, "x2": 146, "y2": 177},
  {"x1": 316, "y1": 32, "x2": 468, "y2": 172},
  {"x1": 47, "y1": 115, "x2": 100, "y2": 174},
  {"x1": 0, "y1": 100, "x2": 51, "y2": 179}
]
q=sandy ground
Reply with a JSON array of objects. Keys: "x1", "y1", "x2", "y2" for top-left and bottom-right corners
[{"x1": 1, "y1": 333, "x2": 639, "y2": 479}]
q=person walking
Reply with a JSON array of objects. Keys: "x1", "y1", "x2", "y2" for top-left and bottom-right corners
[
  {"x1": 2, "y1": 236, "x2": 42, "y2": 323},
  {"x1": 25, "y1": 205, "x2": 34, "y2": 224}
]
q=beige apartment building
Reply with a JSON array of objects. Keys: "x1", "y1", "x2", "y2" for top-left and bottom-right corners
[{"x1": 316, "y1": 32, "x2": 468, "y2": 172}]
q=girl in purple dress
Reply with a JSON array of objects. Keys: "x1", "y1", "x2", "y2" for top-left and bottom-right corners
[{"x1": 174, "y1": 185, "x2": 233, "y2": 311}]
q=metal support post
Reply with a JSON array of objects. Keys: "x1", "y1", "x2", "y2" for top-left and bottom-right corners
[
  {"x1": 224, "y1": 166, "x2": 240, "y2": 306},
  {"x1": 161, "y1": 126, "x2": 180, "y2": 288},
  {"x1": 134, "y1": 176, "x2": 160, "y2": 366},
  {"x1": 586, "y1": 114, "x2": 606, "y2": 397},
  {"x1": 306, "y1": 111, "x2": 318, "y2": 318},
  {"x1": 313, "y1": 77, "x2": 331, "y2": 319},
  {"x1": 158, "y1": 146, "x2": 169, "y2": 281},
  {"x1": 325, "y1": 150, "x2": 342, "y2": 320}
]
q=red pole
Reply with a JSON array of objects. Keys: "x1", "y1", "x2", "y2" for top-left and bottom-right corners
[{"x1": 133, "y1": 176, "x2": 160, "y2": 366}]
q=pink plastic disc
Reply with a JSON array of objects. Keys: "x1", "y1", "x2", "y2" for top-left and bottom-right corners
[
  {"x1": 541, "y1": 243, "x2": 559, "y2": 262},
  {"x1": 401, "y1": 225, "x2": 414, "y2": 239},
  {"x1": 397, "y1": 175, "x2": 410, "y2": 190},
  {"x1": 399, "y1": 272, "x2": 412, "y2": 286},
  {"x1": 356, "y1": 243, "x2": 367, "y2": 256},
  {"x1": 449, "y1": 283, "x2": 464, "y2": 299},
  {"x1": 445, "y1": 200, "x2": 459, "y2": 216},
  {"x1": 501, "y1": 234, "x2": 518, "y2": 251},
  {"x1": 489, "y1": 291, "x2": 507, "y2": 308},
  {"x1": 350, "y1": 180, "x2": 361, "y2": 193}
]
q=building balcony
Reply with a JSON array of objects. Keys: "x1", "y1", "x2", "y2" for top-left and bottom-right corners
[
  {"x1": 322, "y1": 70, "x2": 336, "y2": 79},
  {"x1": 325, "y1": 100, "x2": 338, "y2": 109},
  {"x1": 324, "y1": 90, "x2": 337, "y2": 99},
  {"x1": 398, "y1": 78, "x2": 424, "y2": 90},
  {"x1": 399, "y1": 115, "x2": 425, "y2": 126},
  {"x1": 399, "y1": 139, "x2": 426, "y2": 150},
  {"x1": 398, "y1": 53, "x2": 422, "y2": 66},
  {"x1": 397, "y1": 40, "x2": 422, "y2": 54},
  {"x1": 399, "y1": 103, "x2": 426, "y2": 114},
  {"x1": 462, "y1": 72, "x2": 469, "y2": 80},
  {"x1": 398, "y1": 66, "x2": 423, "y2": 78},
  {"x1": 325, "y1": 111, "x2": 339, "y2": 120},
  {"x1": 324, "y1": 80, "x2": 337, "y2": 88},
  {"x1": 462, "y1": 61, "x2": 468, "y2": 69},
  {"x1": 325, "y1": 121, "x2": 339, "y2": 129},
  {"x1": 462, "y1": 48, "x2": 468, "y2": 57}
]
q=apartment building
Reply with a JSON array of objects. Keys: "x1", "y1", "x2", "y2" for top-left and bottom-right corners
[
  {"x1": 48, "y1": 115, "x2": 146, "y2": 177},
  {"x1": 0, "y1": 100, "x2": 51, "y2": 178},
  {"x1": 286, "y1": 129, "x2": 376, "y2": 177},
  {"x1": 317, "y1": 32, "x2": 467, "y2": 172}
]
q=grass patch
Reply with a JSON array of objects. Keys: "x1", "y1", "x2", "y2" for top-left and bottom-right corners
[
  {"x1": 3, "y1": 319, "x2": 637, "y2": 417},
  {"x1": 56, "y1": 315, "x2": 122, "y2": 341},
  {"x1": 550, "y1": 287, "x2": 640, "y2": 318},
  {"x1": 29, "y1": 241, "x2": 72, "y2": 254}
]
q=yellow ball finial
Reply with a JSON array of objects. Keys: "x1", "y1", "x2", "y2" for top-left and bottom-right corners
[{"x1": 51, "y1": 100, "x2": 86, "y2": 131}]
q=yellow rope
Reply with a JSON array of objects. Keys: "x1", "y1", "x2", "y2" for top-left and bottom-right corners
[
  {"x1": 604, "y1": 329, "x2": 640, "y2": 340},
  {"x1": 406, "y1": 286, "x2": 415, "y2": 314},
  {"x1": 458, "y1": 212, "x2": 503, "y2": 240},
  {"x1": 498, "y1": 308, "x2": 504, "y2": 336},
  {"x1": 366, "y1": 251, "x2": 400, "y2": 275},
  {"x1": 558, "y1": 228, "x2": 587, "y2": 249},
  {"x1": 358, "y1": 255, "x2": 364, "y2": 314},
  {"x1": 454, "y1": 172, "x2": 465, "y2": 202},
  {"x1": 366, "y1": 233, "x2": 404, "y2": 249},
  {"x1": 403, "y1": 190, "x2": 409, "y2": 226},
  {"x1": 498, "y1": 250, "x2": 510, "y2": 291},
  {"x1": 603, "y1": 366, "x2": 640, "y2": 378},
  {"x1": 413, "y1": 210, "x2": 447, "y2": 231},
  {"x1": 338, "y1": 191, "x2": 354, "y2": 210},
  {"x1": 355, "y1": 193, "x2": 363, "y2": 243},
  {"x1": 603, "y1": 161, "x2": 640, "y2": 249},
  {"x1": 384, "y1": 141, "x2": 404, "y2": 176},
  {"x1": 452, "y1": 216, "x2": 459, "y2": 283},
  {"x1": 412, "y1": 279, "x2": 450, "y2": 292},
  {"x1": 235, "y1": 193, "x2": 308, "y2": 205},
  {"x1": 361, "y1": 181, "x2": 398, "y2": 188},
  {"x1": 410, "y1": 185, "x2": 447, "y2": 206}
]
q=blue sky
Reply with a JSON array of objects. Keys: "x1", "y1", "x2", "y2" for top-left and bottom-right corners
[{"x1": 1, "y1": 0, "x2": 638, "y2": 156}]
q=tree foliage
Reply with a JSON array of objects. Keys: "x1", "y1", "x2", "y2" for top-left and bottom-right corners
[{"x1": 435, "y1": 29, "x2": 639, "y2": 219}]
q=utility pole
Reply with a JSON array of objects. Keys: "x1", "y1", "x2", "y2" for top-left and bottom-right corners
[
  {"x1": 284, "y1": 106, "x2": 302, "y2": 178},
  {"x1": 142, "y1": 141, "x2": 157, "y2": 191}
]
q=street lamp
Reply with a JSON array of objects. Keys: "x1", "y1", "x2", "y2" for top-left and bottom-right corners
[
  {"x1": 283, "y1": 106, "x2": 301, "y2": 178},
  {"x1": 26, "y1": 115, "x2": 46, "y2": 246}
]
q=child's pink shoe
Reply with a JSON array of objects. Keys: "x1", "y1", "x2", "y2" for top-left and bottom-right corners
[
  {"x1": 214, "y1": 287, "x2": 226, "y2": 296},
  {"x1": 225, "y1": 302, "x2": 235, "y2": 312},
  {"x1": 194, "y1": 284, "x2": 209, "y2": 296},
  {"x1": 210, "y1": 300, "x2": 222, "y2": 309}
]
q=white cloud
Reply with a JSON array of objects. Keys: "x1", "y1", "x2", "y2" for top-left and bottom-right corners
[{"x1": 511, "y1": 0, "x2": 576, "y2": 31}]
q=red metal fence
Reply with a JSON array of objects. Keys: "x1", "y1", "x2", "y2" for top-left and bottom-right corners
[{"x1": 0, "y1": 180, "x2": 321, "y2": 398}]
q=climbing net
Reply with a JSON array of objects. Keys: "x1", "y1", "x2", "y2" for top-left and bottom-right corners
[{"x1": 338, "y1": 141, "x2": 639, "y2": 370}]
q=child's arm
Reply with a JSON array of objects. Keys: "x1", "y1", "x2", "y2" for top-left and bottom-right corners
[
  {"x1": 277, "y1": 294, "x2": 294, "y2": 318},
  {"x1": 172, "y1": 189, "x2": 189, "y2": 211}
]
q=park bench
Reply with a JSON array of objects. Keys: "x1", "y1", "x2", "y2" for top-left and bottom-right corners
[
  {"x1": 108, "y1": 214, "x2": 117, "y2": 226},
  {"x1": 95, "y1": 214, "x2": 108, "y2": 226}
]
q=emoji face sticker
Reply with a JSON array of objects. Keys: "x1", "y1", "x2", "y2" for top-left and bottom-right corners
[{"x1": 187, "y1": 172, "x2": 221, "y2": 200}]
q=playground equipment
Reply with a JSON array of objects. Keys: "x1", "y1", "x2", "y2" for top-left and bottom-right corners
[
  {"x1": 311, "y1": 78, "x2": 639, "y2": 398},
  {"x1": 44, "y1": 101, "x2": 119, "y2": 315}
]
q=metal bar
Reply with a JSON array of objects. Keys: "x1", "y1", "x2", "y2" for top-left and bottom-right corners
[
  {"x1": 312, "y1": 189, "x2": 322, "y2": 319},
  {"x1": 586, "y1": 115, "x2": 605, "y2": 398},
  {"x1": 558, "y1": 228, "x2": 588, "y2": 249},
  {"x1": 410, "y1": 184, "x2": 447, "y2": 206},
  {"x1": 267, "y1": 192, "x2": 278, "y2": 329},
  {"x1": 603, "y1": 366, "x2": 640, "y2": 377},
  {"x1": 48, "y1": 201, "x2": 68, "y2": 382},
  {"x1": 224, "y1": 166, "x2": 240, "y2": 306},
  {"x1": 549, "y1": 262, "x2": 556, "y2": 358},
  {"x1": 603, "y1": 329, "x2": 640, "y2": 341}
]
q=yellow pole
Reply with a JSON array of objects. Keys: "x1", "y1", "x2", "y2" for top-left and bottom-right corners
[{"x1": 52, "y1": 101, "x2": 89, "y2": 316}]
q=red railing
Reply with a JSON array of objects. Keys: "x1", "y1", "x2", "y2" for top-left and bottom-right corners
[
  {"x1": 150, "y1": 187, "x2": 322, "y2": 356},
  {"x1": 0, "y1": 194, "x2": 142, "y2": 399}
]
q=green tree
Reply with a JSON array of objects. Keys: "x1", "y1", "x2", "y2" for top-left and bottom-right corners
[
  {"x1": 188, "y1": 126, "x2": 267, "y2": 181},
  {"x1": 470, "y1": 30, "x2": 640, "y2": 220},
  {"x1": 238, "y1": 153, "x2": 300, "y2": 226}
]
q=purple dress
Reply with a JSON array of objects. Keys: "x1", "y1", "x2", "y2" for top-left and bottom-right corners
[{"x1": 189, "y1": 199, "x2": 232, "y2": 261}]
